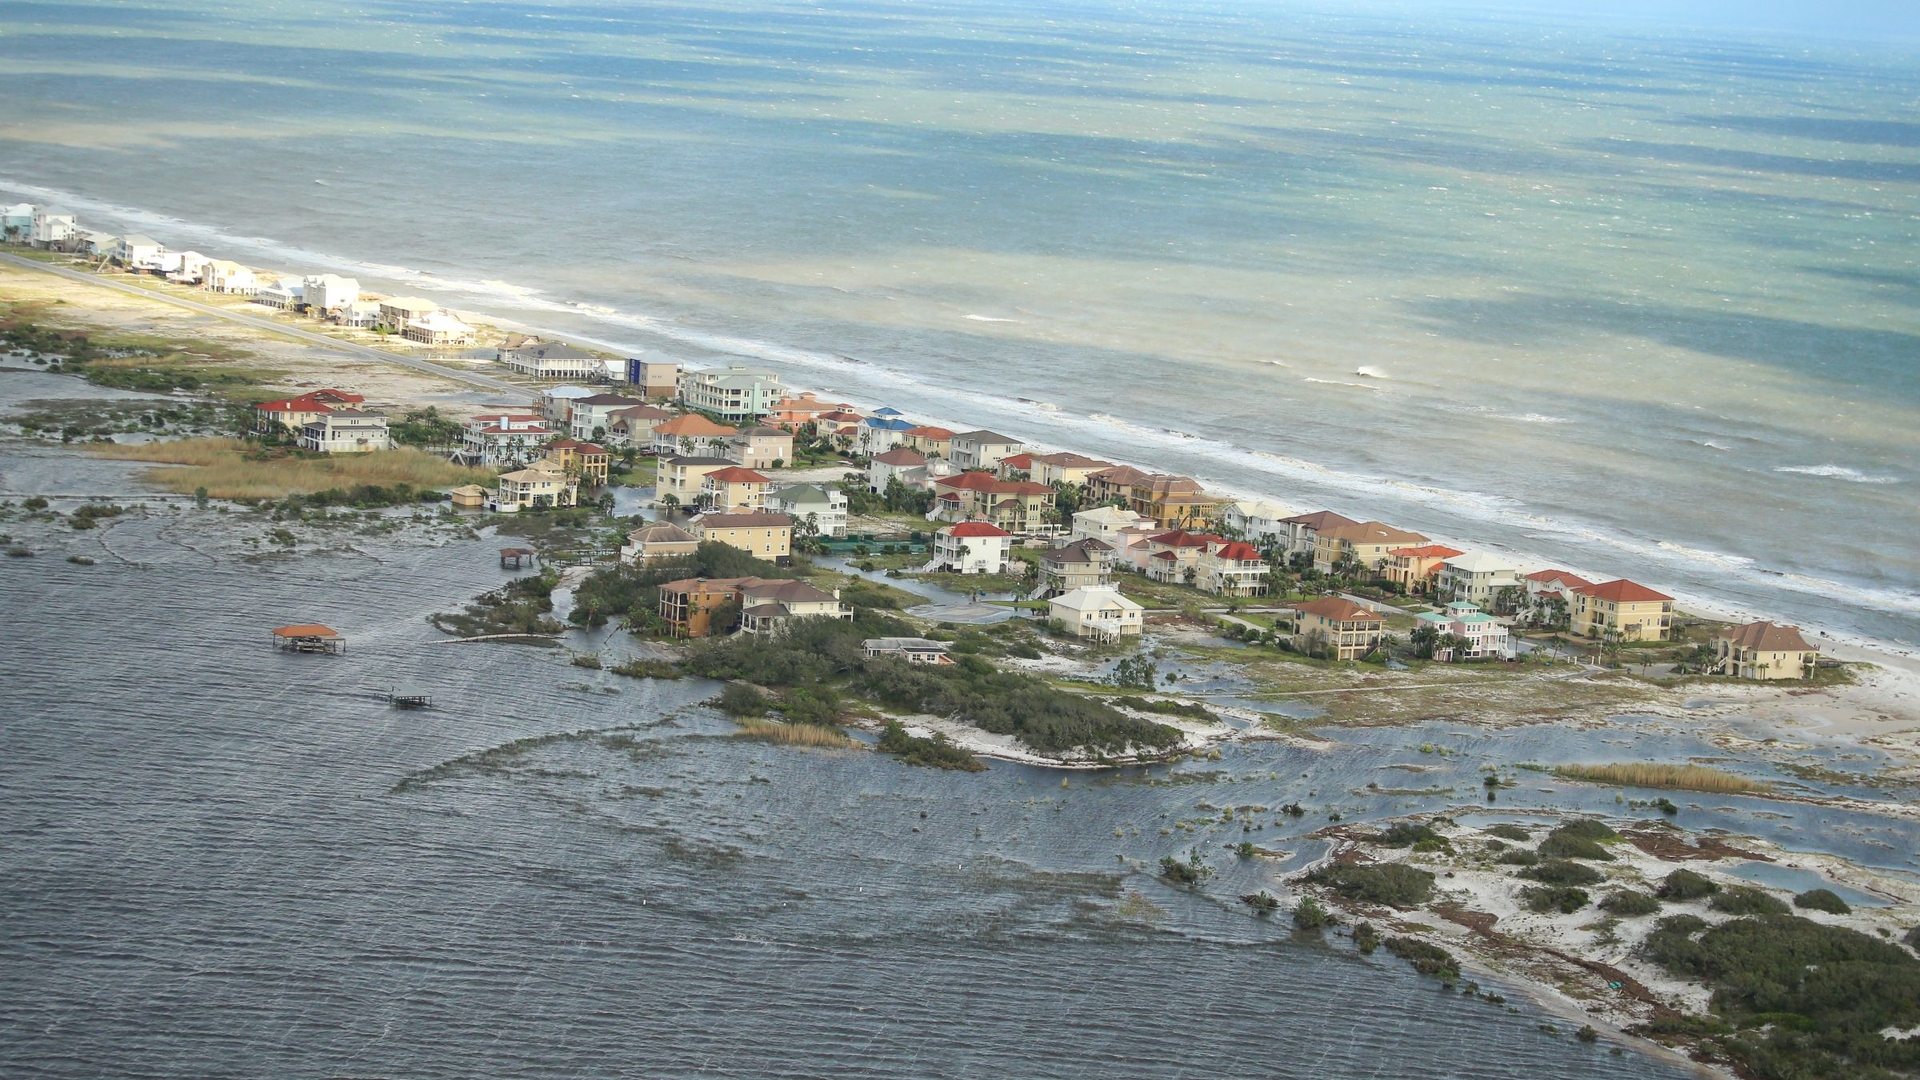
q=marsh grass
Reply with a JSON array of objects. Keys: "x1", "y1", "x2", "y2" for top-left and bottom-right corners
[
  {"x1": 1555, "y1": 762, "x2": 1773, "y2": 795},
  {"x1": 731, "y1": 717, "x2": 858, "y2": 749},
  {"x1": 91, "y1": 438, "x2": 493, "y2": 498}
]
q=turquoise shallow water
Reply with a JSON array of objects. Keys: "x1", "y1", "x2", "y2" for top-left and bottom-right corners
[{"x1": 1, "y1": 0, "x2": 1916, "y2": 648}]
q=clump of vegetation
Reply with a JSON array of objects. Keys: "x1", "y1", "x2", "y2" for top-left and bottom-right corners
[
  {"x1": 1240, "y1": 891, "x2": 1280, "y2": 915},
  {"x1": 1600, "y1": 890, "x2": 1662, "y2": 916},
  {"x1": 1642, "y1": 912, "x2": 1920, "y2": 1078},
  {"x1": 610, "y1": 658, "x2": 681, "y2": 679},
  {"x1": 730, "y1": 717, "x2": 857, "y2": 749},
  {"x1": 1159, "y1": 848, "x2": 1212, "y2": 887},
  {"x1": 1538, "y1": 819, "x2": 1617, "y2": 861},
  {"x1": 1554, "y1": 762, "x2": 1773, "y2": 795},
  {"x1": 67, "y1": 503, "x2": 124, "y2": 530},
  {"x1": 1486, "y1": 823, "x2": 1533, "y2": 841},
  {"x1": 1303, "y1": 863, "x2": 1435, "y2": 908},
  {"x1": 1385, "y1": 937, "x2": 1460, "y2": 982},
  {"x1": 1497, "y1": 848, "x2": 1542, "y2": 866},
  {"x1": 1374, "y1": 821, "x2": 1451, "y2": 851},
  {"x1": 1709, "y1": 885, "x2": 1789, "y2": 917},
  {"x1": 570, "y1": 653, "x2": 602, "y2": 669},
  {"x1": 1353, "y1": 921, "x2": 1381, "y2": 954},
  {"x1": 718, "y1": 683, "x2": 767, "y2": 717},
  {"x1": 569, "y1": 541, "x2": 793, "y2": 629},
  {"x1": 1522, "y1": 886, "x2": 1592, "y2": 914},
  {"x1": 1293, "y1": 896, "x2": 1336, "y2": 931},
  {"x1": 1793, "y1": 888, "x2": 1852, "y2": 915},
  {"x1": 1658, "y1": 868, "x2": 1721, "y2": 901},
  {"x1": 1576, "y1": 1025, "x2": 1599, "y2": 1043},
  {"x1": 429, "y1": 572, "x2": 563, "y2": 637},
  {"x1": 1520, "y1": 860, "x2": 1605, "y2": 887},
  {"x1": 0, "y1": 306, "x2": 270, "y2": 396},
  {"x1": 1110, "y1": 696, "x2": 1219, "y2": 722},
  {"x1": 877, "y1": 720, "x2": 986, "y2": 772}
]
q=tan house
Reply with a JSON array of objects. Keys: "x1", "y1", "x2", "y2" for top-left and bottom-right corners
[
  {"x1": 1030, "y1": 452, "x2": 1116, "y2": 487},
  {"x1": 652, "y1": 414, "x2": 737, "y2": 457},
  {"x1": 727, "y1": 426, "x2": 794, "y2": 470},
  {"x1": 1141, "y1": 530, "x2": 1223, "y2": 584},
  {"x1": 376, "y1": 297, "x2": 437, "y2": 332},
  {"x1": 1571, "y1": 579, "x2": 1674, "y2": 641},
  {"x1": 606, "y1": 404, "x2": 676, "y2": 448},
  {"x1": 620, "y1": 520, "x2": 700, "y2": 562},
  {"x1": 1313, "y1": 521, "x2": 1430, "y2": 576},
  {"x1": 1037, "y1": 537, "x2": 1113, "y2": 596},
  {"x1": 738, "y1": 578, "x2": 851, "y2": 634},
  {"x1": 656, "y1": 456, "x2": 734, "y2": 510},
  {"x1": 949, "y1": 430, "x2": 1024, "y2": 470},
  {"x1": 692, "y1": 510, "x2": 792, "y2": 560},
  {"x1": 492, "y1": 460, "x2": 578, "y2": 513},
  {"x1": 658, "y1": 577, "x2": 746, "y2": 638},
  {"x1": 1195, "y1": 540, "x2": 1270, "y2": 597},
  {"x1": 699, "y1": 466, "x2": 774, "y2": 511},
  {"x1": 1048, "y1": 584, "x2": 1145, "y2": 642},
  {"x1": 929, "y1": 473, "x2": 1055, "y2": 533},
  {"x1": 1084, "y1": 466, "x2": 1216, "y2": 528},
  {"x1": 543, "y1": 439, "x2": 610, "y2": 486},
  {"x1": 1291, "y1": 597, "x2": 1385, "y2": 660},
  {"x1": 1383, "y1": 544, "x2": 1465, "y2": 594},
  {"x1": 1278, "y1": 509, "x2": 1359, "y2": 557},
  {"x1": 903, "y1": 425, "x2": 955, "y2": 457},
  {"x1": 448, "y1": 484, "x2": 488, "y2": 509},
  {"x1": 1713, "y1": 621, "x2": 1817, "y2": 680}
]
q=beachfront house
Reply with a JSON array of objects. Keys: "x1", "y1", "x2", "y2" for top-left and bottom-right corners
[
  {"x1": 203, "y1": 260, "x2": 258, "y2": 294},
  {"x1": 765, "y1": 392, "x2": 841, "y2": 429},
  {"x1": 1, "y1": 203, "x2": 33, "y2": 243},
  {"x1": 491, "y1": 460, "x2": 578, "y2": 513},
  {"x1": 376, "y1": 297, "x2": 437, "y2": 333},
  {"x1": 699, "y1": 466, "x2": 774, "y2": 511},
  {"x1": 653, "y1": 414, "x2": 737, "y2": 457},
  {"x1": 1277, "y1": 510, "x2": 1358, "y2": 558},
  {"x1": 335, "y1": 299, "x2": 382, "y2": 328},
  {"x1": 620, "y1": 520, "x2": 700, "y2": 563},
  {"x1": 402, "y1": 310, "x2": 476, "y2": 346},
  {"x1": 657, "y1": 577, "x2": 746, "y2": 637},
  {"x1": 1712, "y1": 622, "x2": 1817, "y2": 680},
  {"x1": 1520, "y1": 569, "x2": 1592, "y2": 627},
  {"x1": 1312, "y1": 520, "x2": 1429, "y2": 577},
  {"x1": 1084, "y1": 466, "x2": 1216, "y2": 529},
  {"x1": 1221, "y1": 500, "x2": 1290, "y2": 545},
  {"x1": 298, "y1": 410, "x2": 390, "y2": 454},
  {"x1": 543, "y1": 439, "x2": 611, "y2": 487},
  {"x1": 677, "y1": 366, "x2": 783, "y2": 421},
  {"x1": 903, "y1": 425, "x2": 954, "y2": 458},
  {"x1": 567, "y1": 393, "x2": 646, "y2": 441},
  {"x1": 112, "y1": 234, "x2": 164, "y2": 269},
  {"x1": 1070, "y1": 504, "x2": 1153, "y2": 547},
  {"x1": 690, "y1": 510, "x2": 792, "y2": 561},
  {"x1": 656, "y1": 456, "x2": 734, "y2": 510},
  {"x1": 30, "y1": 207, "x2": 76, "y2": 248},
  {"x1": 1037, "y1": 537, "x2": 1113, "y2": 596},
  {"x1": 948, "y1": 430, "x2": 1024, "y2": 471},
  {"x1": 502, "y1": 341, "x2": 600, "y2": 380},
  {"x1": 1382, "y1": 544, "x2": 1464, "y2": 594},
  {"x1": 255, "y1": 277, "x2": 304, "y2": 310},
  {"x1": 766, "y1": 483, "x2": 849, "y2": 538},
  {"x1": 1290, "y1": 597, "x2": 1385, "y2": 660},
  {"x1": 623, "y1": 352, "x2": 681, "y2": 400},
  {"x1": 1030, "y1": 452, "x2": 1115, "y2": 487},
  {"x1": 1415, "y1": 601, "x2": 1513, "y2": 661},
  {"x1": 457, "y1": 412, "x2": 552, "y2": 468},
  {"x1": 1195, "y1": 540, "x2": 1270, "y2": 597},
  {"x1": 862, "y1": 638, "x2": 955, "y2": 664},
  {"x1": 1437, "y1": 551, "x2": 1522, "y2": 608},
  {"x1": 1570, "y1": 579, "x2": 1674, "y2": 641},
  {"x1": 857, "y1": 416, "x2": 918, "y2": 457},
  {"x1": 1048, "y1": 584, "x2": 1144, "y2": 642},
  {"x1": 606, "y1": 404, "x2": 675, "y2": 448},
  {"x1": 158, "y1": 251, "x2": 211, "y2": 282},
  {"x1": 301, "y1": 274, "x2": 360, "y2": 315},
  {"x1": 933, "y1": 521, "x2": 1013, "y2": 575},
  {"x1": 727, "y1": 426, "x2": 794, "y2": 470},
  {"x1": 540, "y1": 385, "x2": 596, "y2": 427}
]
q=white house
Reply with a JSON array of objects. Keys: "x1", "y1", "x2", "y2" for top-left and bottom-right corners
[
  {"x1": 501, "y1": 342, "x2": 600, "y2": 380},
  {"x1": 933, "y1": 521, "x2": 1013, "y2": 575},
  {"x1": 1438, "y1": 551, "x2": 1522, "y2": 606},
  {"x1": 158, "y1": 250, "x2": 211, "y2": 282},
  {"x1": 677, "y1": 365, "x2": 783, "y2": 421},
  {"x1": 402, "y1": 310, "x2": 475, "y2": 345},
  {"x1": 1222, "y1": 500, "x2": 1289, "y2": 544},
  {"x1": 30, "y1": 207, "x2": 75, "y2": 248},
  {"x1": 115, "y1": 234, "x2": 163, "y2": 269},
  {"x1": 1048, "y1": 584, "x2": 1145, "y2": 641},
  {"x1": 766, "y1": 483, "x2": 849, "y2": 538},
  {"x1": 856, "y1": 416, "x2": 917, "y2": 457},
  {"x1": 334, "y1": 299, "x2": 382, "y2": 327},
  {"x1": 566, "y1": 393, "x2": 646, "y2": 441},
  {"x1": 948, "y1": 430, "x2": 1023, "y2": 471},
  {"x1": 204, "y1": 260, "x2": 258, "y2": 294},
  {"x1": 457, "y1": 412, "x2": 552, "y2": 468},
  {"x1": 867, "y1": 446, "x2": 927, "y2": 492},
  {"x1": 540, "y1": 385, "x2": 597, "y2": 426},
  {"x1": 255, "y1": 277, "x2": 304, "y2": 310},
  {"x1": 1071, "y1": 504, "x2": 1153, "y2": 546},
  {"x1": 1415, "y1": 601, "x2": 1513, "y2": 661},
  {"x1": 302, "y1": 274, "x2": 360, "y2": 314},
  {"x1": 1276, "y1": 510, "x2": 1358, "y2": 557},
  {"x1": 298, "y1": 410, "x2": 389, "y2": 454}
]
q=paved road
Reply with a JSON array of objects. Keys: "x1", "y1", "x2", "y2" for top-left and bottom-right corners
[{"x1": 1, "y1": 253, "x2": 536, "y2": 402}]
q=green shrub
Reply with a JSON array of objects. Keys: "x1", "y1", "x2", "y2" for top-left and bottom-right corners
[
  {"x1": 1553, "y1": 818, "x2": 1619, "y2": 842},
  {"x1": 1385, "y1": 937, "x2": 1460, "y2": 981},
  {"x1": 1486, "y1": 824, "x2": 1532, "y2": 841},
  {"x1": 1520, "y1": 860, "x2": 1604, "y2": 887},
  {"x1": 1497, "y1": 848, "x2": 1541, "y2": 866},
  {"x1": 877, "y1": 720, "x2": 985, "y2": 772},
  {"x1": 1353, "y1": 921, "x2": 1380, "y2": 954},
  {"x1": 718, "y1": 683, "x2": 766, "y2": 717},
  {"x1": 1240, "y1": 891, "x2": 1279, "y2": 914},
  {"x1": 1293, "y1": 896, "x2": 1336, "y2": 930},
  {"x1": 1658, "y1": 868, "x2": 1719, "y2": 901},
  {"x1": 1905, "y1": 926, "x2": 1920, "y2": 950},
  {"x1": 1539, "y1": 821, "x2": 1616, "y2": 861},
  {"x1": 1375, "y1": 822, "x2": 1450, "y2": 849},
  {"x1": 1794, "y1": 888, "x2": 1851, "y2": 915},
  {"x1": 1160, "y1": 849, "x2": 1212, "y2": 887},
  {"x1": 1522, "y1": 886, "x2": 1591, "y2": 914},
  {"x1": 1600, "y1": 890, "x2": 1662, "y2": 916},
  {"x1": 1709, "y1": 885, "x2": 1789, "y2": 917},
  {"x1": 1303, "y1": 863, "x2": 1435, "y2": 908}
]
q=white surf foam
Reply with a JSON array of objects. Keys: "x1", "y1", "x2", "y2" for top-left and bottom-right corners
[{"x1": 1775, "y1": 465, "x2": 1900, "y2": 485}]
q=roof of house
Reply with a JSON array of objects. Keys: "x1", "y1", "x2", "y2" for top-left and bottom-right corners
[
  {"x1": 863, "y1": 417, "x2": 916, "y2": 431},
  {"x1": 1389, "y1": 544, "x2": 1466, "y2": 560},
  {"x1": 1523, "y1": 569, "x2": 1594, "y2": 588},
  {"x1": 271, "y1": 624, "x2": 341, "y2": 638},
  {"x1": 872, "y1": 447, "x2": 927, "y2": 466},
  {"x1": 1074, "y1": 504, "x2": 1148, "y2": 524},
  {"x1": 696, "y1": 511, "x2": 792, "y2": 530},
  {"x1": 1717, "y1": 621, "x2": 1815, "y2": 652},
  {"x1": 1572, "y1": 579, "x2": 1674, "y2": 603},
  {"x1": 906, "y1": 425, "x2": 954, "y2": 439},
  {"x1": 953, "y1": 429, "x2": 1017, "y2": 444},
  {"x1": 935, "y1": 471, "x2": 1002, "y2": 492},
  {"x1": 506, "y1": 342, "x2": 599, "y2": 361},
  {"x1": 498, "y1": 465, "x2": 572, "y2": 483},
  {"x1": 1035, "y1": 451, "x2": 1113, "y2": 469},
  {"x1": 1210, "y1": 541, "x2": 1264, "y2": 562},
  {"x1": 547, "y1": 439, "x2": 608, "y2": 454},
  {"x1": 704, "y1": 466, "x2": 772, "y2": 483},
  {"x1": 820, "y1": 410, "x2": 867, "y2": 423},
  {"x1": 946, "y1": 521, "x2": 1012, "y2": 539},
  {"x1": 735, "y1": 425, "x2": 791, "y2": 439},
  {"x1": 1321, "y1": 520, "x2": 1428, "y2": 546},
  {"x1": 1148, "y1": 530, "x2": 1222, "y2": 548},
  {"x1": 661, "y1": 455, "x2": 736, "y2": 468},
  {"x1": 256, "y1": 396, "x2": 333, "y2": 414},
  {"x1": 1042, "y1": 537, "x2": 1113, "y2": 564},
  {"x1": 742, "y1": 579, "x2": 839, "y2": 604},
  {"x1": 626, "y1": 521, "x2": 698, "y2": 544},
  {"x1": 1292, "y1": 597, "x2": 1384, "y2": 622},
  {"x1": 121, "y1": 233, "x2": 160, "y2": 247},
  {"x1": 609, "y1": 404, "x2": 676, "y2": 422},
  {"x1": 1088, "y1": 465, "x2": 1151, "y2": 486},
  {"x1": 871, "y1": 406, "x2": 904, "y2": 417},
  {"x1": 448, "y1": 484, "x2": 487, "y2": 496},
  {"x1": 1280, "y1": 510, "x2": 1359, "y2": 531},
  {"x1": 864, "y1": 637, "x2": 949, "y2": 653},
  {"x1": 999, "y1": 452, "x2": 1035, "y2": 468},
  {"x1": 655, "y1": 415, "x2": 737, "y2": 436},
  {"x1": 771, "y1": 483, "x2": 836, "y2": 504},
  {"x1": 1442, "y1": 551, "x2": 1519, "y2": 574},
  {"x1": 575, "y1": 393, "x2": 643, "y2": 407},
  {"x1": 1048, "y1": 584, "x2": 1144, "y2": 614}
]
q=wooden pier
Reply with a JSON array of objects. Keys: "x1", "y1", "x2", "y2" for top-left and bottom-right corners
[
  {"x1": 499, "y1": 547, "x2": 538, "y2": 570},
  {"x1": 271, "y1": 624, "x2": 345, "y2": 654}
]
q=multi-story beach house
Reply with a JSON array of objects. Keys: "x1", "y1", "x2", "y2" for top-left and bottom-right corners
[
  {"x1": 606, "y1": 404, "x2": 675, "y2": 448},
  {"x1": 30, "y1": 207, "x2": 76, "y2": 248},
  {"x1": 1142, "y1": 529, "x2": 1222, "y2": 584},
  {"x1": 933, "y1": 521, "x2": 1014, "y2": 575},
  {"x1": 857, "y1": 416, "x2": 918, "y2": 457},
  {"x1": 376, "y1": 297, "x2": 437, "y2": 332},
  {"x1": 1712, "y1": 622, "x2": 1817, "y2": 680},
  {"x1": 542, "y1": 439, "x2": 611, "y2": 487},
  {"x1": 301, "y1": 274, "x2": 360, "y2": 315},
  {"x1": 766, "y1": 483, "x2": 849, "y2": 538},
  {"x1": 929, "y1": 473, "x2": 1055, "y2": 533},
  {"x1": 113, "y1": 235, "x2": 164, "y2": 269},
  {"x1": 1415, "y1": 601, "x2": 1513, "y2": 661},
  {"x1": 1222, "y1": 500, "x2": 1290, "y2": 545},
  {"x1": 491, "y1": 460, "x2": 578, "y2": 513},
  {"x1": 902, "y1": 425, "x2": 955, "y2": 457},
  {"x1": 1048, "y1": 584, "x2": 1145, "y2": 642},
  {"x1": 738, "y1": 579, "x2": 852, "y2": 635},
  {"x1": 566, "y1": 393, "x2": 646, "y2": 441},
  {"x1": 727, "y1": 426, "x2": 794, "y2": 470},
  {"x1": 690, "y1": 510, "x2": 792, "y2": 560},
  {"x1": 1070, "y1": 504, "x2": 1154, "y2": 547},
  {"x1": 868, "y1": 446, "x2": 928, "y2": 492},
  {"x1": 1312, "y1": 520, "x2": 1430, "y2": 577},
  {"x1": 502, "y1": 342, "x2": 600, "y2": 380},
  {"x1": 657, "y1": 577, "x2": 746, "y2": 638},
  {"x1": 764, "y1": 392, "x2": 843, "y2": 429},
  {"x1": 1382, "y1": 544, "x2": 1464, "y2": 594},
  {"x1": 458, "y1": 412, "x2": 552, "y2": 468},
  {"x1": 1037, "y1": 538, "x2": 1113, "y2": 596},
  {"x1": 1085, "y1": 466, "x2": 1216, "y2": 529},
  {"x1": 620, "y1": 520, "x2": 700, "y2": 563},
  {"x1": 1437, "y1": 551, "x2": 1522, "y2": 607},
  {"x1": 948, "y1": 430, "x2": 1024, "y2": 471},
  {"x1": 255, "y1": 277, "x2": 304, "y2": 310},
  {"x1": 862, "y1": 638, "x2": 955, "y2": 665},
  {"x1": 656, "y1": 456, "x2": 734, "y2": 509},
  {"x1": 1029, "y1": 452, "x2": 1116, "y2": 488},
  {"x1": 203, "y1": 260, "x2": 258, "y2": 294},
  {"x1": 251, "y1": 389, "x2": 367, "y2": 438},
  {"x1": 1195, "y1": 540, "x2": 1270, "y2": 597},
  {"x1": 1276, "y1": 510, "x2": 1358, "y2": 558},
  {"x1": 298, "y1": 410, "x2": 389, "y2": 454},
  {"x1": 0, "y1": 203, "x2": 34, "y2": 242},
  {"x1": 652, "y1": 414, "x2": 737, "y2": 457},
  {"x1": 540, "y1": 385, "x2": 595, "y2": 426},
  {"x1": 677, "y1": 366, "x2": 782, "y2": 421},
  {"x1": 1290, "y1": 597, "x2": 1385, "y2": 660},
  {"x1": 402, "y1": 310, "x2": 475, "y2": 345},
  {"x1": 623, "y1": 352, "x2": 681, "y2": 399},
  {"x1": 699, "y1": 466, "x2": 774, "y2": 511},
  {"x1": 1570, "y1": 579, "x2": 1674, "y2": 641}
]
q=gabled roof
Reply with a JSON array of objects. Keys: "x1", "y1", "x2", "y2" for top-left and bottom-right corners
[
  {"x1": 1717, "y1": 621, "x2": 1815, "y2": 652},
  {"x1": 1210, "y1": 541, "x2": 1264, "y2": 562},
  {"x1": 695, "y1": 511, "x2": 791, "y2": 530},
  {"x1": 872, "y1": 447, "x2": 927, "y2": 466},
  {"x1": 1042, "y1": 537, "x2": 1113, "y2": 565},
  {"x1": 1089, "y1": 465, "x2": 1152, "y2": 486},
  {"x1": 735, "y1": 426, "x2": 790, "y2": 438},
  {"x1": 1048, "y1": 584, "x2": 1143, "y2": 614},
  {"x1": 1523, "y1": 569, "x2": 1593, "y2": 588},
  {"x1": 655, "y1": 415, "x2": 737, "y2": 436},
  {"x1": 1389, "y1": 544, "x2": 1465, "y2": 560},
  {"x1": 1279, "y1": 510, "x2": 1358, "y2": 531},
  {"x1": 1292, "y1": 597, "x2": 1384, "y2": 622},
  {"x1": 1034, "y1": 451, "x2": 1113, "y2": 469},
  {"x1": 1573, "y1": 579, "x2": 1674, "y2": 603},
  {"x1": 742, "y1": 579, "x2": 839, "y2": 604},
  {"x1": 1442, "y1": 551, "x2": 1519, "y2": 574},
  {"x1": 999, "y1": 453, "x2": 1036, "y2": 469},
  {"x1": 1321, "y1": 520, "x2": 1428, "y2": 546},
  {"x1": 704, "y1": 466, "x2": 771, "y2": 483},
  {"x1": 934, "y1": 471, "x2": 1003, "y2": 492},
  {"x1": 820, "y1": 411, "x2": 866, "y2": 423},
  {"x1": 256, "y1": 396, "x2": 332, "y2": 414},
  {"x1": 954, "y1": 429, "x2": 1017, "y2": 444},
  {"x1": 1147, "y1": 530, "x2": 1221, "y2": 549},
  {"x1": 506, "y1": 343, "x2": 598, "y2": 361},
  {"x1": 627, "y1": 521, "x2": 698, "y2": 544},
  {"x1": 660, "y1": 455, "x2": 734, "y2": 467},
  {"x1": 863, "y1": 417, "x2": 915, "y2": 431},
  {"x1": 905, "y1": 425, "x2": 954, "y2": 439},
  {"x1": 547, "y1": 439, "x2": 608, "y2": 454},
  {"x1": 946, "y1": 521, "x2": 1012, "y2": 538},
  {"x1": 609, "y1": 404, "x2": 676, "y2": 422},
  {"x1": 575, "y1": 393, "x2": 643, "y2": 406}
]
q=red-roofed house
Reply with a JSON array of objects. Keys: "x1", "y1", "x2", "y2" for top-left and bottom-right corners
[
  {"x1": 1291, "y1": 597, "x2": 1385, "y2": 660},
  {"x1": 1712, "y1": 622, "x2": 1817, "y2": 680},
  {"x1": 1197, "y1": 540, "x2": 1270, "y2": 596},
  {"x1": 544, "y1": 439, "x2": 611, "y2": 486},
  {"x1": 996, "y1": 453, "x2": 1037, "y2": 479},
  {"x1": 1521, "y1": 569, "x2": 1593, "y2": 626},
  {"x1": 1383, "y1": 544, "x2": 1465, "y2": 593},
  {"x1": 1141, "y1": 530, "x2": 1227, "y2": 584},
  {"x1": 903, "y1": 426, "x2": 955, "y2": 457},
  {"x1": 930, "y1": 473, "x2": 1055, "y2": 533},
  {"x1": 1572, "y1": 579, "x2": 1675, "y2": 641},
  {"x1": 699, "y1": 465, "x2": 774, "y2": 511},
  {"x1": 252, "y1": 389, "x2": 365, "y2": 437},
  {"x1": 933, "y1": 520, "x2": 1014, "y2": 575}
]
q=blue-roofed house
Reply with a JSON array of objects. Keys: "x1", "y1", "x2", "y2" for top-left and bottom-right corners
[{"x1": 857, "y1": 415, "x2": 917, "y2": 457}]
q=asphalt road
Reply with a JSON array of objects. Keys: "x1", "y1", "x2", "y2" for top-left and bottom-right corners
[{"x1": 1, "y1": 252, "x2": 536, "y2": 402}]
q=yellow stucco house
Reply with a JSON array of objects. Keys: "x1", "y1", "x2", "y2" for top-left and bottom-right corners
[{"x1": 1571, "y1": 579, "x2": 1674, "y2": 641}]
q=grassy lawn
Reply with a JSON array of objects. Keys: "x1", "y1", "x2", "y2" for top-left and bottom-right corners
[{"x1": 89, "y1": 438, "x2": 495, "y2": 499}]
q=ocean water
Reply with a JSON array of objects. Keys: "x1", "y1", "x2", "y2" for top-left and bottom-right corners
[
  {"x1": 1, "y1": 0, "x2": 1917, "y2": 654},
  {"x1": 5, "y1": 482, "x2": 1916, "y2": 1077}
]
